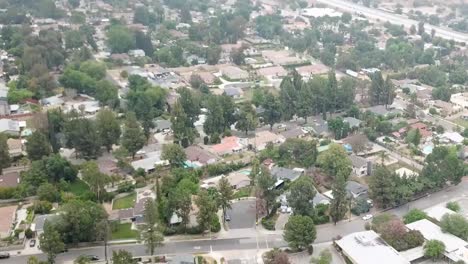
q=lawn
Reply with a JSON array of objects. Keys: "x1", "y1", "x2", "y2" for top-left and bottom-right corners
[
  {"x1": 68, "y1": 179, "x2": 90, "y2": 196},
  {"x1": 112, "y1": 192, "x2": 136, "y2": 210},
  {"x1": 453, "y1": 118, "x2": 468, "y2": 129},
  {"x1": 111, "y1": 223, "x2": 139, "y2": 240},
  {"x1": 233, "y1": 186, "x2": 252, "y2": 199}
]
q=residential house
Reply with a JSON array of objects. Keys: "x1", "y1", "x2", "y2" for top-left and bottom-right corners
[
  {"x1": 0, "y1": 118, "x2": 20, "y2": 136},
  {"x1": 441, "y1": 132, "x2": 464, "y2": 144},
  {"x1": 406, "y1": 219, "x2": 468, "y2": 263},
  {"x1": 409, "y1": 122, "x2": 432, "y2": 138},
  {"x1": 303, "y1": 117, "x2": 329, "y2": 136},
  {"x1": 344, "y1": 117, "x2": 362, "y2": 129},
  {"x1": 32, "y1": 214, "x2": 59, "y2": 235},
  {"x1": 223, "y1": 87, "x2": 244, "y2": 99},
  {"x1": 271, "y1": 166, "x2": 304, "y2": 186},
  {"x1": 295, "y1": 64, "x2": 330, "y2": 79},
  {"x1": 261, "y1": 50, "x2": 305, "y2": 66},
  {"x1": 280, "y1": 127, "x2": 307, "y2": 139},
  {"x1": 0, "y1": 171, "x2": 20, "y2": 188},
  {"x1": 335, "y1": 231, "x2": 410, "y2": 264},
  {"x1": 7, "y1": 138, "x2": 22, "y2": 157},
  {"x1": 249, "y1": 131, "x2": 285, "y2": 151},
  {"x1": 0, "y1": 205, "x2": 17, "y2": 238},
  {"x1": 350, "y1": 155, "x2": 369, "y2": 177},
  {"x1": 220, "y1": 65, "x2": 249, "y2": 80},
  {"x1": 346, "y1": 181, "x2": 368, "y2": 199},
  {"x1": 256, "y1": 66, "x2": 288, "y2": 80},
  {"x1": 201, "y1": 171, "x2": 250, "y2": 190},
  {"x1": 451, "y1": 92, "x2": 468, "y2": 109},
  {"x1": 365, "y1": 105, "x2": 401, "y2": 117},
  {"x1": 210, "y1": 136, "x2": 247, "y2": 156},
  {"x1": 433, "y1": 100, "x2": 458, "y2": 116},
  {"x1": 185, "y1": 145, "x2": 217, "y2": 167},
  {"x1": 154, "y1": 119, "x2": 172, "y2": 133},
  {"x1": 131, "y1": 151, "x2": 167, "y2": 173}
]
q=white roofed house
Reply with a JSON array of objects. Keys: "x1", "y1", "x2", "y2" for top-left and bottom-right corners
[
  {"x1": 0, "y1": 118, "x2": 20, "y2": 136},
  {"x1": 335, "y1": 230, "x2": 410, "y2": 264},
  {"x1": 349, "y1": 155, "x2": 369, "y2": 177}
]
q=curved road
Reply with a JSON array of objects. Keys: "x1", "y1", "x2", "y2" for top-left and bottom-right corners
[{"x1": 316, "y1": 0, "x2": 468, "y2": 43}]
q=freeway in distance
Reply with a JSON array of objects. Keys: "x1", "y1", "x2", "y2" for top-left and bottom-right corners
[{"x1": 316, "y1": 0, "x2": 468, "y2": 43}]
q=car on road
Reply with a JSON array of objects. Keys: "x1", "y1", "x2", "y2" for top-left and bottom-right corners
[
  {"x1": 362, "y1": 214, "x2": 373, "y2": 221},
  {"x1": 86, "y1": 255, "x2": 99, "y2": 261},
  {"x1": 29, "y1": 239, "x2": 36, "y2": 247},
  {"x1": 0, "y1": 252, "x2": 9, "y2": 259}
]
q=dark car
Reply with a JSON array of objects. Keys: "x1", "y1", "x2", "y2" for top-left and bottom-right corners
[
  {"x1": 86, "y1": 255, "x2": 99, "y2": 261},
  {"x1": 29, "y1": 239, "x2": 36, "y2": 247},
  {"x1": 0, "y1": 252, "x2": 10, "y2": 259}
]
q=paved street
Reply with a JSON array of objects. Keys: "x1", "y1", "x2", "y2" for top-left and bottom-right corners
[
  {"x1": 227, "y1": 200, "x2": 256, "y2": 229},
  {"x1": 6, "y1": 179, "x2": 468, "y2": 263},
  {"x1": 316, "y1": 0, "x2": 468, "y2": 43}
]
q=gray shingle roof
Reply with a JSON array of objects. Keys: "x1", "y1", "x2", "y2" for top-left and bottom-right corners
[{"x1": 271, "y1": 166, "x2": 302, "y2": 182}]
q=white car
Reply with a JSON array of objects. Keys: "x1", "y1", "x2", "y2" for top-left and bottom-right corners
[{"x1": 362, "y1": 214, "x2": 373, "y2": 221}]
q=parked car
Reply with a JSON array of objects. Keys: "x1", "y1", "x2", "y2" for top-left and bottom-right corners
[
  {"x1": 362, "y1": 214, "x2": 373, "y2": 221},
  {"x1": 29, "y1": 239, "x2": 36, "y2": 247},
  {"x1": 0, "y1": 252, "x2": 9, "y2": 259},
  {"x1": 224, "y1": 213, "x2": 231, "y2": 222}
]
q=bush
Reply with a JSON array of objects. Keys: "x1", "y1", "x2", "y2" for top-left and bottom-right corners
[
  {"x1": 117, "y1": 182, "x2": 135, "y2": 193},
  {"x1": 446, "y1": 201, "x2": 461, "y2": 212},
  {"x1": 313, "y1": 215, "x2": 330, "y2": 225},
  {"x1": 211, "y1": 216, "x2": 221, "y2": 233},
  {"x1": 25, "y1": 228, "x2": 34, "y2": 239},
  {"x1": 403, "y1": 209, "x2": 427, "y2": 224},
  {"x1": 29, "y1": 201, "x2": 52, "y2": 214},
  {"x1": 261, "y1": 218, "x2": 276, "y2": 230},
  {"x1": 0, "y1": 187, "x2": 16, "y2": 199}
]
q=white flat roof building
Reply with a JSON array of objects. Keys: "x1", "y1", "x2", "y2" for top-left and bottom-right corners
[
  {"x1": 335, "y1": 230, "x2": 410, "y2": 264},
  {"x1": 424, "y1": 205, "x2": 456, "y2": 221},
  {"x1": 406, "y1": 219, "x2": 468, "y2": 263}
]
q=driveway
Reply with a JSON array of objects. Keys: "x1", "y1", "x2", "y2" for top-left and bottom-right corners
[{"x1": 227, "y1": 200, "x2": 256, "y2": 229}]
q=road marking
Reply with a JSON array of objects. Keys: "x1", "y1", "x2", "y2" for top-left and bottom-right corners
[{"x1": 194, "y1": 246, "x2": 201, "y2": 250}]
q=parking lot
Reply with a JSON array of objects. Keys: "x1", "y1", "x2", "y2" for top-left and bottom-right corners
[{"x1": 227, "y1": 199, "x2": 256, "y2": 229}]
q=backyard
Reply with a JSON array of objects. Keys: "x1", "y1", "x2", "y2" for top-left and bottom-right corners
[
  {"x1": 112, "y1": 192, "x2": 136, "y2": 210},
  {"x1": 68, "y1": 179, "x2": 90, "y2": 196}
]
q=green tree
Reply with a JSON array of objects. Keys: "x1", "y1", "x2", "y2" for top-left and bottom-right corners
[
  {"x1": 422, "y1": 146, "x2": 464, "y2": 189},
  {"x1": 256, "y1": 167, "x2": 276, "y2": 215},
  {"x1": 121, "y1": 113, "x2": 146, "y2": 159},
  {"x1": 39, "y1": 223, "x2": 65, "y2": 264},
  {"x1": 317, "y1": 144, "x2": 352, "y2": 180},
  {"x1": 283, "y1": 215, "x2": 316, "y2": 251},
  {"x1": 235, "y1": 103, "x2": 258, "y2": 135},
  {"x1": 25, "y1": 131, "x2": 51, "y2": 161},
  {"x1": 79, "y1": 60, "x2": 106, "y2": 80},
  {"x1": 140, "y1": 199, "x2": 164, "y2": 256},
  {"x1": 106, "y1": 25, "x2": 135, "y2": 53},
  {"x1": 406, "y1": 129, "x2": 421, "y2": 146},
  {"x1": 64, "y1": 115, "x2": 101, "y2": 159},
  {"x1": 171, "y1": 101, "x2": 197, "y2": 147},
  {"x1": 279, "y1": 77, "x2": 298, "y2": 120},
  {"x1": 403, "y1": 209, "x2": 427, "y2": 224},
  {"x1": 96, "y1": 109, "x2": 121, "y2": 152},
  {"x1": 287, "y1": 176, "x2": 316, "y2": 217},
  {"x1": 329, "y1": 173, "x2": 348, "y2": 225},
  {"x1": 112, "y1": 250, "x2": 136, "y2": 264},
  {"x1": 218, "y1": 176, "x2": 234, "y2": 223},
  {"x1": 95, "y1": 80, "x2": 118, "y2": 106},
  {"x1": 0, "y1": 133, "x2": 10, "y2": 174},
  {"x1": 424, "y1": 240, "x2": 445, "y2": 261},
  {"x1": 368, "y1": 166, "x2": 396, "y2": 208},
  {"x1": 37, "y1": 183, "x2": 59, "y2": 203},
  {"x1": 169, "y1": 186, "x2": 192, "y2": 230},
  {"x1": 161, "y1": 144, "x2": 187, "y2": 168},
  {"x1": 81, "y1": 161, "x2": 110, "y2": 202},
  {"x1": 262, "y1": 93, "x2": 282, "y2": 130},
  {"x1": 195, "y1": 189, "x2": 218, "y2": 232}
]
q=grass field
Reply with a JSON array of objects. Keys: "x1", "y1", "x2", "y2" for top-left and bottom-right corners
[
  {"x1": 233, "y1": 186, "x2": 252, "y2": 199},
  {"x1": 112, "y1": 192, "x2": 136, "y2": 210},
  {"x1": 111, "y1": 223, "x2": 139, "y2": 240},
  {"x1": 68, "y1": 179, "x2": 90, "y2": 196},
  {"x1": 453, "y1": 118, "x2": 468, "y2": 129}
]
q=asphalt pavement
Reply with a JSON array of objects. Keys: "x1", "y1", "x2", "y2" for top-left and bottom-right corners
[{"x1": 316, "y1": 0, "x2": 468, "y2": 43}]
